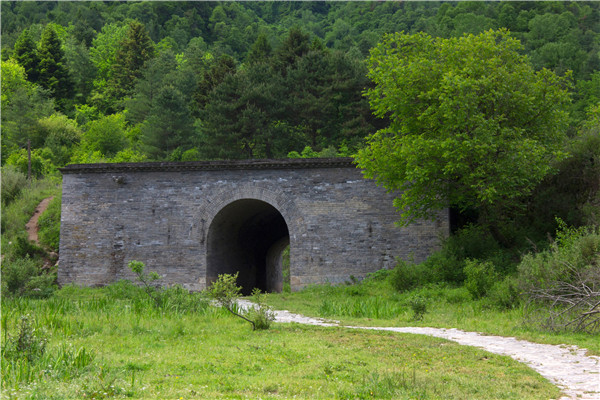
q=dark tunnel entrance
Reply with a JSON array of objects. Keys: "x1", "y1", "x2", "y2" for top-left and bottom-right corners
[{"x1": 206, "y1": 199, "x2": 290, "y2": 295}]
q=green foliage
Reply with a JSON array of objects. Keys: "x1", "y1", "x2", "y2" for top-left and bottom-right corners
[
  {"x1": 518, "y1": 224, "x2": 600, "y2": 292},
  {"x1": 245, "y1": 288, "x2": 275, "y2": 330},
  {"x1": 35, "y1": 113, "x2": 81, "y2": 167},
  {"x1": 106, "y1": 20, "x2": 155, "y2": 107},
  {"x1": 390, "y1": 260, "x2": 431, "y2": 293},
  {"x1": 207, "y1": 273, "x2": 274, "y2": 330},
  {"x1": 486, "y1": 276, "x2": 521, "y2": 310},
  {"x1": 528, "y1": 106, "x2": 600, "y2": 231},
  {"x1": 357, "y1": 29, "x2": 571, "y2": 226},
  {"x1": 1, "y1": 256, "x2": 56, "y2": 298},
  {"x1": 2, "y1": 315, "x2": 47, "y2": 363},
  {"x1": 464, "y1": 260, "x2": 498, "y2": 300},
  {"x1": 37, "y1": 194, "x2": 61, "y2": 251},
  {"x1": 407, "y1": 295, "x2": 427, "y2": 321},
  {"x1": 128, "y1": 260, "x2": 161, "y2": 308},
  {"x1": 5, "y1": 148, "x2": 54, "y2": 179},
  {"x1": 1, "y1": 166, "x2": 28, "y2": 206},
  {"x1": 207, "y1": 272, "x2": 242, "y2": 311},
  {"x1": 80, "y1": 113, "x2": 128, "y2": 157},
  {"x1": 37, "y1": 24, "x2": 73, "y2": 110},
  {"x1": 518, "y1": 224, "x2": 600, "y2": 333},
  {"x1": 13, "y1": 28, "x2": 40, "y2": 83}
]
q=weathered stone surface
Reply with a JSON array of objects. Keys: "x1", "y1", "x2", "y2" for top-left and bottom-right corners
[{"x1": 59, "y1": 158, "x2": 449, "y2": 292}]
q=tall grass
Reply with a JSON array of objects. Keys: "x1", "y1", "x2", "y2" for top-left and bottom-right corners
[
  {"x1": 1, "y1": 282, "x2": 560, "y2": 399},
  {"x1": 1, "y1": 176, "x2": 59, "y2": 242},
  {"x1": 319, "y1": 296, "x2": 403, "y2": 319}
]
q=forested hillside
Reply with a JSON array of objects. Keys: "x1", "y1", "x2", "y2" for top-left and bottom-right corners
[{"x1": 2, "y1": 1, "x2": 599, "y2": 171}]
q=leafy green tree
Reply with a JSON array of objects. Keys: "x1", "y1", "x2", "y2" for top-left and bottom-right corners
[
  {"x1": 89, "y1": 22, "x2": 128, "y2": 109},
  {"x1": 36, "y1": 113, "x2": 81, "y2": 167},
  {"x1": 37, "y1": 24, "x2": 73, "y2": 110},
  {"x1": 0, "y1": 59, "x2": 54, "y2": 164},
  {"x1": 356, "y1": 30, "x2": 571, "y2": 230},
  {"x1": 80, "y1": 113, "x2": 128, "y2": 157},
  {"x1": 13, "y1": 29, "x2": 40, "y2": 83}
]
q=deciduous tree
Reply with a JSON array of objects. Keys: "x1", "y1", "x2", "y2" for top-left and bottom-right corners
[{"x1": 356, "y1": 30, "x2": 571, "y2": 229}]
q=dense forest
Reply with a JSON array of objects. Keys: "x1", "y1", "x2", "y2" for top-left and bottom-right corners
[{"x1": 2, "y1": 1, "x2": 599, "y2": 172}]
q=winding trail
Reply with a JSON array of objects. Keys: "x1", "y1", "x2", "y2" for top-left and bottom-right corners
[
  {"x1": 239, "y1": 300, "x2": 600, "y2": 400},
  {"x1": 25, "y1": 196, "x2": 54, "y2": 244}
]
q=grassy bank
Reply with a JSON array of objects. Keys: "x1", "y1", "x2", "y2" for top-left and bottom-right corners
[{"x1": 1, "y1": 283, "x2": 560, "y2": 400}]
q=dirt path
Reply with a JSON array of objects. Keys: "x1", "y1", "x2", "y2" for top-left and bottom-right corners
[
  {"x1": 25, "y1": 196, "x2": 54, "y2": 244},
  {"x1": 239, "y1": 300, "x2": 600, "y2": 400}
]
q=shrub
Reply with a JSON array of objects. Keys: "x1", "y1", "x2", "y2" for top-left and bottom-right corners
[
  {"x1": 1, "y1": 166, "x2": 27, "y2": 205},
  {"x1": 245, "y1": 288, "x2": 275, "y2": 330},
  {"x1": 128, "y1": 260, "x2": 162, "y2": 307},
  {"x1": 8, "y1": 236, "x2": 47, "y2": 261},
  {"x1": 1, "y1": 256, "x2": 56, "y2": 298},
  {"x1": 208, "y1": 273, "x2": 275, "y2": 330},
  {"x1": 390, "y1": 260, "x2": 431, "y2": 292},
  {"x1": 419, "y1": 251, "x2": 464, "y2": 284},
  {"x1": 464, "y1": 259, "x2": 497, "y2": 299},
  {"x1": 518, "y1": 224, "x2": 600, "y2": 333},
  {"x1": 487, "y1": 276, "x2": 521, "y2": 310},
  {"x1": 2, "y1": 315, "x2": 47, "y2": 363},
  {"x1": 37, "y1": 194, "x2": 61, "y2": 251},
  {"x1": 407, "y1": 295, "x2": 427, "y2": 321}
]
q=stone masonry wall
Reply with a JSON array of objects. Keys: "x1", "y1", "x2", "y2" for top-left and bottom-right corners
[{"x1": 59, "y1": 158, "x2": 449, "y2": 291}]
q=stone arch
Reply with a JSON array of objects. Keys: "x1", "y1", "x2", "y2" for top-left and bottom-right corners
[{"x1": 203, "y1": 185, "x2": 300, "y2": 294}]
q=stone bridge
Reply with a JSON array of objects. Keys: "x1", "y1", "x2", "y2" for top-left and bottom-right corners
[{"x1": 58, "y1": 158, "x2": 448, "y2": 293}]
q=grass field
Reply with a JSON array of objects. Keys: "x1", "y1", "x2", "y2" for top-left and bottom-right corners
[{"x1": 1, "y1": 282, "x2": 561, "y2": 400}]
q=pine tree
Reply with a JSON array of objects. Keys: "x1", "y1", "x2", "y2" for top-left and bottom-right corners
[
  {"x1": 13, "y1": 29, "x2": 40, "y2": 83},
  {"x1": 37, "y1": 24, "x2": 73, "y2": 109},
  {"x1": 107, "y1": 20, "x2": 155, "y2": 104},
  {"x1": 142, "y1": 85, "x2": 196, "y2": 160},
  {"x1": 246, "y1": 33, "x2": 272, "y2": 65}
]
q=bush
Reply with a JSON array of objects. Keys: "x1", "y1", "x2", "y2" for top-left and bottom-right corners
[
  {"x1": 6, "y1": 236, "x2": 47, "y2": 261},
  {"x1": 390, "y1": 260, "x2": 432, "y2": 292},
  {"x1": 37, "y1": 194, "x2": 61, "y2": 251},
  {"x1": 419, "y1": 251, "x2": 464, "y2": 284},
  {"x1": 245, "y1": 289, "x2": 275, "y2": 330},
  {"x1": 407, "y1": 295, "x2": 427, "y2": 321},
  {"x1": 518, "y1": 224, "x2": 600, "y2": 333},
  {"x1": 2, "y1": 315, "x2": 47, "y2": 363},
  {"x1": 486, "y1": 276, "x2": 521, "y2": 310},
  {"x1": 1, "y1": 256, "x2": 56, "y2": 298},
  {"x1": 208, "y1": 273, "x2": 275, "y2": 330},
  {"x1": 464, "y1": 259, "x2": 497, "y2": 299},
  {"x1": 1, "y1": 166, "x2": 27, "y2": 205}
]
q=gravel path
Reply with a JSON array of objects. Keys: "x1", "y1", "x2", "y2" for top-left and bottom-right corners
[{"x1": 239, "y1": 300, "x2": 600, "y2": 400}]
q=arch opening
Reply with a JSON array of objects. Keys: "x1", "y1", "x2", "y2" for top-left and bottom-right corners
[{"x1": 206, "y1": 199, "x2": 289, "y2": 295}]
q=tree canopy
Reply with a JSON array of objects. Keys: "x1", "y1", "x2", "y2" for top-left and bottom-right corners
[{"x1": 356, "y1": 30, "x2": 572, "y2": 226}]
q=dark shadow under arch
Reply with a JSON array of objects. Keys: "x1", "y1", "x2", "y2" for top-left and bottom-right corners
[{"x1": 206, "y1": 199, "x2": 289, "y2": 294}]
